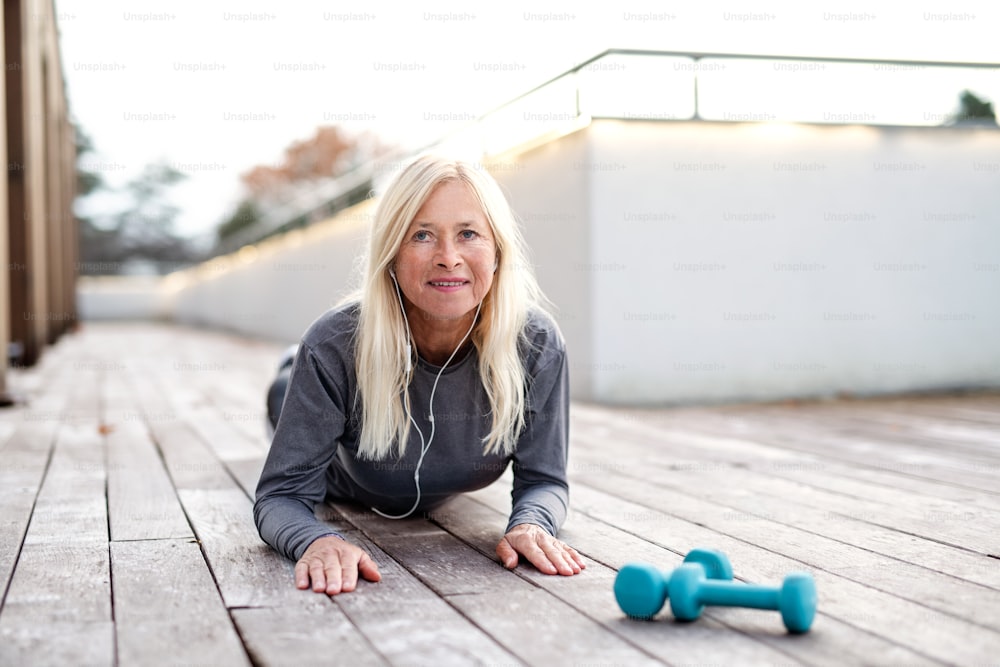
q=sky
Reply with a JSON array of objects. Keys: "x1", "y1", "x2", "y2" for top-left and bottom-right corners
[{"x1": 53, "y1": 0, "x2": 999, "y2": 241}]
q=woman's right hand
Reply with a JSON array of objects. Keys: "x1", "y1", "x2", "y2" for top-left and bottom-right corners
[{"x1": 295, "y1": 535, "x2": 382, "y2": 594}]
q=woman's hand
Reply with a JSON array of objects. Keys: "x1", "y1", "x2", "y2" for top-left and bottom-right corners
[
  {"x1": 295, "y1": 535, "x2": 382, "y2": 594},
  {"x1": 496, "y1": 523, "x2": 586, "y2": 576}
]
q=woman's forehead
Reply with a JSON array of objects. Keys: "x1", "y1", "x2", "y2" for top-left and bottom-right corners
[{"x1": 411, "y1": 181, "x2": 488, "y2": 226}]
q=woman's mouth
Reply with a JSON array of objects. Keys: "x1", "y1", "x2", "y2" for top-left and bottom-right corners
[{"x1": 428, "y1": 280, "x2": 469, "y2": 292}]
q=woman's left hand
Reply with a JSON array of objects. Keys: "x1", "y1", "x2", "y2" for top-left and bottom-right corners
[{"x1": 496, "y1": 523, "x2": 586, "y2": 576}]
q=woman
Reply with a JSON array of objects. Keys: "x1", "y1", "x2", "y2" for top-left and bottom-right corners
[{"x1": 255, "y1": 155, "x2": 585, "y2": 595}]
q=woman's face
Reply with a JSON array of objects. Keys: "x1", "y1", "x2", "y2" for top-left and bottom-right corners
[{"x1": 393, "y1": 180, "x2": 497, "y2": 324}]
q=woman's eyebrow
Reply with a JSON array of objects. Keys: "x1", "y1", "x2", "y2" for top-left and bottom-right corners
[{"x1": 411, "y1": 220, "x2": 478, "y2": 228}]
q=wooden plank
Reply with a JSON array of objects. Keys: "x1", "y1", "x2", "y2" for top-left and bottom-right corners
[
  {"x1": 584, "y1": 400, "x2": 1000, "y2": 515},
  {"x1": 571, "y1": 471, "x2": 1000, "y2": 664},
  {"x1": 426, "y1": 494, "x2": 802, "y2": 666},
  {"x1": 659, "y1": 459, "x2": 1000, "y2": 590},
  {"x1": 753, "y1": 403, "x2": 1000, "y2": 467},
  {"x1": 231, "y1": 606, "x2": 388, "y2": 667},
  {"x1": 597, "y1": 399, "x2": 1000, "y2": 493},
  {"x1": 111, "y1": 539, "x2": 251, "y2": 666},
  {"x1": 0, "y1": 622, "x2": 114, "y2": 667},
  {"x1": 569, "y1": 426, "x2": 1000, "y2": 557},
  {"x1": 151, "y1": 371, "x2": 266, "y2": 461},
  {"x1": 102, "y1": 364, "x2": 192, "y2": 541},
  {"x1": 372, "y1": 531, "x2": 664, "y2": 666},
  {"x1": 20, "y1": 425, "x2": 107, "y2": 546},
  {"x1": 105, "y1": 419, "x2": 193, "y2": 541},
  {"x1": 566, "y1": 426, "x2": 1000, "y2": 586},
  {"x1": 177, "y1": 488, "x2": 353, "y2": 608},
  {"x1": 456, "y1": 485, "x2": 936, "y2": 667},
  {"x1": 225, "y1": 456, "x2": 265, "y2": 499},
  {"x1": 669, "y1": 408, "x2": 1000, "y2": 494},
  {"x1": 148, "y1": 419, "x2": 236, "y2": 491},
  {"x1": 313, "y1": 525, "x2": 524, "y2": 666},
  {"x1": 766, "y1": 455, "x2": 1000, "y2": 512},
  {"x1": 0, "y1": 423, "x2": 58, "y2": 603},
  {"x1": 182, "y1": 489, "x2": 389, "y2": 665},
  {"x1": 0, "y1": 423, "x2": 114, "y2": 666}
]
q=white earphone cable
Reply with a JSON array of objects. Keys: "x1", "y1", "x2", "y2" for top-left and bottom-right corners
[{"x1": 373, "y1": 274, "x2": 482, "y2": 520}]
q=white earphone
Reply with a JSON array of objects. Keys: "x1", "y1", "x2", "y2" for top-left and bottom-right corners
[{"x1": 374, "y1": 266, "x2": 482, "y2": 519}]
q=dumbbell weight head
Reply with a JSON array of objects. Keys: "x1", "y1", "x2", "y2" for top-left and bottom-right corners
[
  {"x1": 668, "y1": 565, "x2": 817, "y2": 633},
  {"x1": 614, "y1": 562, "x2": 667, "y2": 620},
  {"x1": 779, "y1": 573, "x2": 817, "y2": 634},
  {"x1": 614, "y1": 549, "x2": 733, "y2": 620}
]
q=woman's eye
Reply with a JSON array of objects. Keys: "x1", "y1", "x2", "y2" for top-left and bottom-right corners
[
  {"x1": 460, "y1": 230, "x2": 478, "y2": 240},
  {"x1": 413, "y1": 231, "x2": 430, "y2": 241}
]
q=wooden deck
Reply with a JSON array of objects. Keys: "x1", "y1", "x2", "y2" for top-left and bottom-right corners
[{"x1": 1, "y1": 321, "x2": 998, "y2": 666}]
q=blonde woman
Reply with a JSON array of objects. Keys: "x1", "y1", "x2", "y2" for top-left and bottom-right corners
[{"x1": 255, "y1": 155, "x2": 584, "y2": 594}]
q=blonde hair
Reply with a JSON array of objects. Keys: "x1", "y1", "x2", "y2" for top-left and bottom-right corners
[{"x1": 351, "y1": 154, "x2": 546, "y2": 460}]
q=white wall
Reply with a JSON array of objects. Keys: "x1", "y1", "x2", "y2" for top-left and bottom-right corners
[
  {"x1": 164, "y1": 201, "x2": 375, "y2": 342},
  {"x1": 487, "y1": 135, "x2": 594, "y2": 398},
  {"x1": 77, "y1": 276, "x2": 168, "y2": 321},
  {"x1": 548, "y1": 120, "x2": 998, "y2": 403}
]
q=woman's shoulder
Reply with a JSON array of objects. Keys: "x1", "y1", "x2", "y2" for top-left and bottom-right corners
[
  {"x1": 520, "y1": 307, "x2": 566, "y2": 369},
  {"x1": 300, "y1": 300, "x2": 361, "y2": 356}
]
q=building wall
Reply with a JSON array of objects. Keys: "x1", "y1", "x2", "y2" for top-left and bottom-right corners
[
  {"x1": 503, "y1": 119, "x2": 1000, "y2": 403},
  {"x1": 487, "y1": 135, "x2": 593, "y2": 397},
  {"x1": 2, "y1": 0, "x2": 76, "y2": 395},
  {"x1": 161, "y1": 201, "x2": 375, "y2": 342}
]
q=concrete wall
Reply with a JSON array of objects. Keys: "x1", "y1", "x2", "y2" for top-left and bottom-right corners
[
  {"x1": 487, "y1": 134, "x2": 593, "y2": 398},
  {"x1": 162, "y1": 200, "x2": 375, "y2": 342},
  {"x1": 496, "y1": 119, "x2": 1000, "y2": 404}
]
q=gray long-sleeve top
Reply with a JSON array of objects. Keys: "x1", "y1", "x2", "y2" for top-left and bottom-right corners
[{"x1": 254, "y1": 302, "x2": 570, "y2": 562}]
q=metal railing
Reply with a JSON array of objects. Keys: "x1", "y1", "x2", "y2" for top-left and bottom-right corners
[{"x1": 431, "y1": 48, "x2": 1000, "y2": 161}]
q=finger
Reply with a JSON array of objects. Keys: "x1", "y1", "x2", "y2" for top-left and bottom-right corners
[
  {"x1": 324, "y1": 559, "x2": 344, "y2": 595},
  {"x1": 566, "y1": 545, "x2": 587, "y2": 570},
  {"x1": 538, "y1": 539, "x2": 576, "y2": 576},
  {"x1": 517, "y1": 538, "x2": 558, "y2": 575},
  {"x1": 358, "y1": 552, "x2": 382, "y2": 583},
  {"x1": 495, "y1": 538, "x2": 519, "y2": 569},
  {"x1": 308, "y1": 560, "x2": 328, "y2": 593},
  {"x1": 294, "y1": 560, "x2": 311, "y2": 590},
  {"x1": 340, "y1": 557, "x2": 359, "y2": 593}
]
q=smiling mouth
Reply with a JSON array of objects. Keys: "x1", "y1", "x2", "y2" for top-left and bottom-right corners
[{"x1": 429, "y1": 281, "x2": 468, "y2": 287}]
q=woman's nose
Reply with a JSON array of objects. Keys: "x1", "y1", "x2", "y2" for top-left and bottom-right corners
[{"x1": 434, "y1": 239, "x2": 461, "y2": 268}]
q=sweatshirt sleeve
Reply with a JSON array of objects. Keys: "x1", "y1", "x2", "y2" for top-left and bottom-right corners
[
  {"x1": 254, "y1": 342, "x2": 348, "y2": 561},
  {"x1": 506, "y1": 341, "x2": 570, "y2": 536}
]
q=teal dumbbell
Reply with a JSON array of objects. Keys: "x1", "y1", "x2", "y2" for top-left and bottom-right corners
[
  {"x1": 668, "y1": 563, "x2": 817, "y2": 633},
  {"x1": 614, "y1": 549, "x2": 734, "y2": 620}
]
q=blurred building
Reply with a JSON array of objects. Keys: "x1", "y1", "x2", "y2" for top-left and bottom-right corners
[{"x1": 2, "y1": 0, "x2": 77, "y2": 400}]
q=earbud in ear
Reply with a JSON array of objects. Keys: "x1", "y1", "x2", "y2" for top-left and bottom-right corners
[
  {"x1": 493, "y1": 258, "x2": 499, "y2": 272},
  {"x1": 389, "y1": 265, "x2": 397, "y2": 279}
]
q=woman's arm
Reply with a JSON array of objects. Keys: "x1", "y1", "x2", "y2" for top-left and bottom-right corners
[
  {"x1": 253, "y1": 343, "x2": 348, "y2": 561},
  {"x1": 498, "y1": 336, "x2": 585, "y2": 575},
  {"x1": 506, "y1": 347, "x2": 570, "y2": 535}
]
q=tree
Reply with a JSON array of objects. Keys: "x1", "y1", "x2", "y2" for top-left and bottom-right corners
[
  {"x1": 75, "y1": 128, "x2": 104, "y2": 199},
  {"x1": 241, "y1": 125, "x2": 360, "y2": 200},
  {"x1": 215, "y1": 125, "x2": 391, "y2": 248},
  {"x1": 76, "y1": 142, "x2": 203, "y2": 274},
  {"x1": 947, "y1": 90, "x2": 997, "y2": 127},
  {"x1": 215, "y1": 199, "x2": 261, "y2": 244}
]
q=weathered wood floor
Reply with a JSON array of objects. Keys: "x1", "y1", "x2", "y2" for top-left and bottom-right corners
[{"x1": 1, "y1": 322, "x2": 998, "y2": 666}]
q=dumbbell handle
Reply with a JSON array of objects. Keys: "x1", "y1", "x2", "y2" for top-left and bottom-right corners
[{"x1": 695, "y1": 580, "x2": 780, "y2": 610}]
